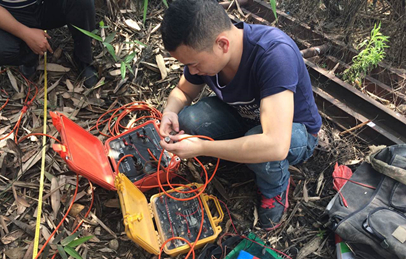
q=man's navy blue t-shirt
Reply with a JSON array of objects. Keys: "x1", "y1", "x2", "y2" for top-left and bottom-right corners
[{"x1": 183, "y1": 22, "x2": 321, "y2": 135}]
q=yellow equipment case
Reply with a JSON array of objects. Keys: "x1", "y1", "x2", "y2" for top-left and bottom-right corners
[{"x1": 115, "y1": 173, "x2": 224, "y2": 257}]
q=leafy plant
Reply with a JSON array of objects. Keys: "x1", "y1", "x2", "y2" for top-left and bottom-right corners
[
  {"x1": 342, "y1": 22, "x2": 389, "y2": 87},
  {"x1": 316, "y1": 228, "x2": 326, "y2": 239},
  {"x1": 143, "y1": 0, "x2": 168, "y2": 24},
  {"x1": 269, "y1": 0, "x2": 278, "y2": 22},
  {"x1": 40, "y1": 230, "x2": 93, "y2": 259},
  {"x1": 73, "y1": 21, "x2": 146, "y2": 80},
  {"x1": 56, "y1": 232, "x2": 93, "y2": 259}
]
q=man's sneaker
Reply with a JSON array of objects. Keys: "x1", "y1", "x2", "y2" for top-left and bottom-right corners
[
  {"x1": 19, "y1": 64, "x2": 37, "y2": 80},
  {"x1": 258, "y1": 181, "x2": 290, "y2": 231},
  {"x1": 73, "y1": 56, "x2": 98, "y2": 88},
  {"x1": 81, "y1": 65, "x2": 98, "y2": 88}
]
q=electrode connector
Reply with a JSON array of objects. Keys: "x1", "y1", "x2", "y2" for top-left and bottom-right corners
[{"x1": 164, "y1": 136, "x2": 171, "y2": 143}]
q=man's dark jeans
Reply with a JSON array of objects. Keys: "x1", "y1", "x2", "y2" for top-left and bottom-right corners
[
  {"x1": 178, "y1": 96, "x2": 318, "y2": 198},
  {"x1": 0, "y1": 0, "x2": 95, "y2": 67}
]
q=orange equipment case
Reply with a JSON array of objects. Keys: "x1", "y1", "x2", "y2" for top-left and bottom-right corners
[{"x1": 50, "y1": 111, "x2": 180, "y2": 191}]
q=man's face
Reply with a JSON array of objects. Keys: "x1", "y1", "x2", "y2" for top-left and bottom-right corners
[{"x1": 170, "y1": 44, "x2": 228, "y2": 76}]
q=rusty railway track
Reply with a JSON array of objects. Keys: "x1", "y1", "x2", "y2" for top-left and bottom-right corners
[{"x1": 227, "y1": 0, "x2": 406, "y2": 145}]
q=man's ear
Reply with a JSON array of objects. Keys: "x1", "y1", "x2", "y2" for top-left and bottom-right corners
[{"x1": 216, "y1": 35, "x2": 230, "y2": 53}]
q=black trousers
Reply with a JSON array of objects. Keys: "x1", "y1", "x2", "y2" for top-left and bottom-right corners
[{"x1": 0, "y1": 0, "x2": 95, "y2": 67}]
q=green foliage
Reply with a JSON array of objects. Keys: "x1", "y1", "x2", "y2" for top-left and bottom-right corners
[
  {"x1": 343, "y1": 22, "x2": 389, "y2": 87},
  {"x1": 38, "y1": 230, "x2": 93, "y2": 259},
  {"x1": 143, "y1": 0, "x2": 168, "y2": 24},
  {"x1": 58, "y1": 232, "x2": 93, "y2": 259},
  {"x1": 73, "y1": 22, "x2": 145, "y2": 80},
  {"x1": 269, "y1": 0, "x2": 278, "y2": 22},
  {"x1": 316, "y1": 228, "x2": 326, "y2": 239}
]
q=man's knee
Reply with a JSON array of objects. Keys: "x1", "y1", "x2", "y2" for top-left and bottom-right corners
[
  {"x1": 178, "y1": 104, "x2": 205, "y2": 133},
  {"x1": 178, "y1": 98, "x2": 219, "y2": 126},
  {"x1": 67, "y1": 0, "x2": 95, "y2": 17},
  {"x1": 75, "y1": 0, "x2": 95, "y2": 11},
  {"x1": 0, "y1": 32, "x2": 22, "y2": 66}
]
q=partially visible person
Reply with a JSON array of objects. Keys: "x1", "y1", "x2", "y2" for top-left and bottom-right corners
[
  {"x1": 159, "y1": 0, "x2": 321, "y2": 230},
  {"x1": 0, "y1": 0, "x2": 98, "y2": 87}
]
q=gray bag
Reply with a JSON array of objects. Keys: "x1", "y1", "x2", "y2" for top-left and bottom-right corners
[{"x1": 326, "y1": 144, "x2": 406, "y2": 259}]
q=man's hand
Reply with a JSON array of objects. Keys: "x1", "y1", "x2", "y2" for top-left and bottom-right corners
[
  {"x1": 160, "y1": 134, "x2": 204, "y2": 159},
  {"x1": 0, "y1": 6, "x2": 53, "y2": 56},
  {"x1": 159, "y1": 111, "x2": 181, "y2": 136},
  {"x1": 22, "y1": 28, "x2": 53, "y2": 55}
]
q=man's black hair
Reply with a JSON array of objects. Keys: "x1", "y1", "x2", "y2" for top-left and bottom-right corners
[{"x1": 161, "y1": 0, "x2": 232, "y2": 52}]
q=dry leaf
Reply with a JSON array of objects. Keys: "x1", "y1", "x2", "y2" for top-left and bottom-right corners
[
  {"x1": 52, "y1": 47, "x2": 63, "y2": 61},
  {"x1": 1, "y1": 229, "x2": 24, "y2": 244},
  {"x1": 0, "y1": 215, "x2": 9, "y2": 234},
  {"x1": 7, "y1": 69, "x2": 19, "y2": 92},
  {"x1": 0, "y1": 131, "x2": 13, "y2": 148},
  {"x1": 211, "y1": 177, "x2": 230, "y2": 201},
  {"x1": 156, "y1": 54, "x2": 168, "y2": 80},
  {"x1": 398, "y1": 104, "x2": 406, "y2": 114},
  {"x1": 21, "y1": 149, "x2": 37, "y2": 163},
  {"x1": 41, "y1": 226, "x2": 55, "y2": 245},
  {"x1": 89, "y1": 235, "x2": 101, "y2": 242},
  {"x1": 109, "y1": 69, "x2": 121, "y2": 76},
  {"x1": 125, "y1": 19, "x2": 141, "y2": 31},
  {"x1": 22, "y1": 239, "x2": 34, "y2": 259},
  {"x1": 98, "y1": 248, "x2": 115, "y2": 253},
  {"x1": 303, "y1": 181, "x2": 309, "y2": 203},
  {"x1": 51, "y1": 177, "x2": 61, "y2": 219},
  {"x1": 0, "y1": 113, "x2": 7, "y2": 121},
  {"x1": 253, "y1": 206, "x2": 258, "y2": 228},
  {"x1": 12, "y1": 184, "x2": 30, "y2": 215},
  {"x1": 170, "y1": 64, "x2": 181, "y2": 71},
  {"x1": 297, "y1": 235, "x2": 323, "y2": 259},
  {"x1": 0, "y1": 125, "x2": 11, "y2": 135},
  {"x1": 187, "y1": 160, "x2": 203, "y2": 183},
  {"x1": 5, "y1": 247, "x2": 25, "y2": 259},
  {"x1": 69, "y1": 204, "x2": 85, "y2": 217},
  {"x1": 66, "y1": 79, "x2": 74, "y2": 91},
  {"x1": 7, "y1": 139, "x2": 22, "y2": 158},
  {"x1": 37, "y1": 63, "x2": 70, "y2": 72},
  {"x1": 20, "y1": 146, "x2": 46, "y2": 177},
  {"x1": 31, "y1": 112, "x2": 40, "y2": 129},
  {"x1": 61, "y1": 92, "x2": 71, "y2": 99},
  {"x1": 104, "y1": 199, "x2": 120, "y2": 208},
  {"x1": 10, "y1": 92, "x2": 26, "y2": 101},
  {"x1": 286, "y1": 225, "x2": 295, "y2": 235}
]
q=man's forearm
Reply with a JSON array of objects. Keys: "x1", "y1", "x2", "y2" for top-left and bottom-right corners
[
  {"x1": 163, "y1": 86, "x2": 193, "y2": 115},
  {"x1": 200, "y1": 133, "x2": 291, "y2": 164},
  {"x1": 0, "y1": 6, "x2": 29, "y2": 40}
]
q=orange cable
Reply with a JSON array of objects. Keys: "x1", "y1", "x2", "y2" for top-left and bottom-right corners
[
  {"x1": 0, "y1": 89, "x2": 9, "y2": 112},
  {"x1": 49, "y1": 179, "x2": 94, "y2": 259},
  {"x1": 17, "y1": 133, "x2": 61, "y2": 144},
  {"x1": 34, "y1": 174, "x2": 80, "y2": 259}
]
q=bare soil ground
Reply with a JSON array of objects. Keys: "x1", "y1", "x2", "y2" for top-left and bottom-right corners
[{"x1": 1, "y1": 0, "x2": 404, "y2": 258}]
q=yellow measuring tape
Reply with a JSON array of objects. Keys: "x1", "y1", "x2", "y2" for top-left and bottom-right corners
[{"x1": 33, "y1": 35, "x2": 48, "y2": 258}]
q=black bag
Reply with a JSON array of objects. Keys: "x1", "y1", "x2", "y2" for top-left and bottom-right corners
[{"x1": 326, "y1": 144, "x2": 406, "y2": 259}]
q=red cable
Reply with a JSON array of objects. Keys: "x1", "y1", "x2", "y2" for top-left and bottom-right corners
[
  {"x1": 165, "y1": 196, "x2": 176, "y2": 238},
  {"x1": 17, "y1": 133, "x2": 61, "y2": 144},
  {"x1": 176, "y1": 213, "x2": 191, "y2": 237},
  {"x1": 0, "y1": 70, "x2": 38, "y2": 143},
  {"x1": 0, "y1": 89, "x2": 9, "y2": 112},
  {"x1": 333, "y1": 176, "x2": 376, "y2": 189},
  {"x1": 49, "y1": 180, "x2": 94, "y2": 259}
]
